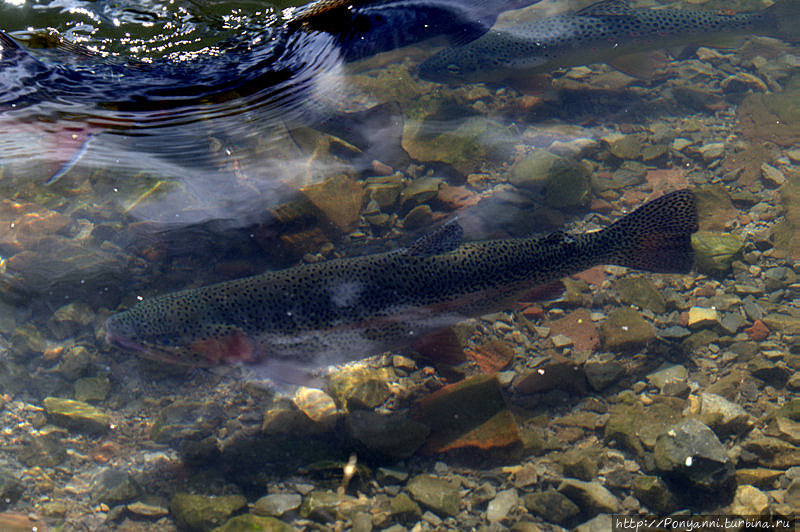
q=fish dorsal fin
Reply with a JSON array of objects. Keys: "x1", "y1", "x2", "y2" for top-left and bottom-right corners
[
  {"x1": 576, "y1": 0, "x2": 635, "y2": 16},
  {"x1": 406, "y1": 221, "x2": 463, "y2": 256}
]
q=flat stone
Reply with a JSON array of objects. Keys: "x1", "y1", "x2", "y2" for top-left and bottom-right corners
[
  {"x1": 584, "y1": 354, "x2": 624, "y2": 391},
  {"x1": 43, "y1": 397, "x2": 110, "y2": 434},
  {"x1": 646, "y1": 364, "x2": 689, "y2": 396},
  {"x1": 388, "y1": 492, "x2": 422, "y2": 523},
  {"x1": 416, "y1": 374, "x2": 521, "y2": 454},
  {"x1": 547, "y1": 308, "x2": 600, "y2": 353},
  {"x1": 302, "y1": 174, "x2": 364, "y2": 233},
  {"x1": 615, "y1": 277, "x2": 666, "y2": 313},
  {"x1": 761, "y1": 163, "x2": 786, "y2": 188},
  {"x1": 607, "y1": 135, "x2": 643, "y2": 160},
  {"x1": 687, "y1": 307, "x2": 720, "y2": 329},
  {"x1": 486, "y1": 488, "x2": 518, "y2": 523},
  {"x1": 600, "y1": 307, "x2": 656, "y2": 351},
  {"x1": 697, "y1": 142, "x2": 725, "y2": 162},
  {"x1": 742, "y1": 436, "x2": 800, "y2": 469},
  {"x1": 253, "y1": 493, "x2": 302, "y2": 517},
  {"x1": 775, "y1": 416, "x2": 800, "y2": 445},
  {"x1": 734, "y1": 468, "x2": 784, "y2": 489},
  {"x1": 523, "y1": 489, "x2": 579, "y2": 525},
  {"x1": 126, "y1": 501, "x2": 169, "y2": 518},
  {"x1": 557, "y1": 478, "x2": 621, "y2": 515},
  {"x1": 406, "y1": 474, "x2": 460, "y2": 517}
]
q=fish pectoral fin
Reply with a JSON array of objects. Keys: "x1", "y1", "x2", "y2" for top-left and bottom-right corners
[
  {"x1": 406, "y1": 220, "x2": 464, "y2": 256},
  {"x1": 576, "y1": 0, "x2": 635, "y2": 17},
  {"x1": 188, "y1": 328, "x2": 257, "y2": 364},
  {"x1": 607, "y1": 50, "x2": 668, "y2": 79}
]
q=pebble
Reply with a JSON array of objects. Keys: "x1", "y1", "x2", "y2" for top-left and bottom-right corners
[
  {"x1": 253, "y1": 493, "x2": 302, "y2": 517},
  {"x1": 687, "y1": 307, "x2": 720, "y2": 329},
  {"x1": 761, "y1": 163, "x2": 786, "y2": 188},
  {"x1": 697, "y1": 142, "x2": 725, "y2": 162},
  {"x1": 486, "y1": 488, "x2": 518, "y2": 523}
]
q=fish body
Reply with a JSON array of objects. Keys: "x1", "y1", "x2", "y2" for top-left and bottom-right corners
[
  {"x1": 106, "y1": 189, "x2": 698, "y2": 386},
  {"x1": 418, "y1": 0, "x2": 799, "y2": 84}
]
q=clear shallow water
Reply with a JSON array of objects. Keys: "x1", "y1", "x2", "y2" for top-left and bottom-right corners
[{"x1": 0, "y1": 0, "x2": 798, "y2": 530}]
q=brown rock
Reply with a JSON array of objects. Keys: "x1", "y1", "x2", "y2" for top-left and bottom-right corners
[
  {"x1": 745, "y1": 320, "x2": 769, "y2": 341},
  {"x1": 546, "y1": 309, "x2": 600, "y2": 353},
  {"x1": 513, "y1": 354, "x2": 587, "y2": 395},
  {"x1": 415, "y1": 375, "x2": 521, "y2": 455},
  {"x1": 302, "y1": 174, "x2": 364, "y2": 233}
]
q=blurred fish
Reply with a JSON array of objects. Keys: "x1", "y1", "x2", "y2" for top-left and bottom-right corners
[
  {"x1": 106, "y1": 189, "x2": 698, "y2": 388},
  {"x1": 418, "y1": 0, "x2": 800, "y2": 84}
]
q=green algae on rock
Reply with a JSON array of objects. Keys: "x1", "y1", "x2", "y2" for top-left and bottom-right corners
[{"x1": 691, "y1": 231, "x2": 744, "y2": 273}]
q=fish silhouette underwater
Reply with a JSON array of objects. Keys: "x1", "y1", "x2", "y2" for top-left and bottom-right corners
[
  {"x1": 106, "y1": 189, "x2": 698, "y2": 389},
  {"x1": 418, "y1": 0, "x2": 800, "y2": 83}
]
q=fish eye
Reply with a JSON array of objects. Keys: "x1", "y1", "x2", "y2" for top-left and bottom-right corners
[{"x1": 446, "y1": 63, "x2": 461, "y2": 74}]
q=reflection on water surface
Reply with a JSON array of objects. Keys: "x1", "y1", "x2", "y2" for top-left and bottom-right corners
[{"x1": 0, "y1": 0, "x2": 798, "y2": 530}]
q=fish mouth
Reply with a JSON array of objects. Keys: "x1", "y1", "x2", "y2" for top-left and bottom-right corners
[{"x1": 105, "y1": 329, "x2": 189, "y2": 366}]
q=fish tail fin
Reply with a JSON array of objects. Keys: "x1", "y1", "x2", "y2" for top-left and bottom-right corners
[
  {"x1": 600, "y1": 189, "x2": 698, "y2": 274},
  {"x1": 765, "y1": 0, "x2": 800, "y2": 43}
]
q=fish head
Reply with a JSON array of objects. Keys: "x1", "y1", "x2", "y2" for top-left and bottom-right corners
[
  {"x1": 417, "y1": 45, "x2": 491, "y2": 84},
  {"x1": 104, "y1": 295, "x2": 258, "y2": 367},
  {"x1": 417, "y1": 32, "x2": 548, "y2": 85}
]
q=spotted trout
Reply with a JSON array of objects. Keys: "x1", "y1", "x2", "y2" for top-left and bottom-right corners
[
  {"x1": 418, "y1": 0, "x2": 799, "y2": 84},
  {"x1": 106, "y1": 189, "x2": 697, "y2": 386}
]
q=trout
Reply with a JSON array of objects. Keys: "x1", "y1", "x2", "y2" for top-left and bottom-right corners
[
  {"x1": 106, "y1": 189, "x2": 698, "y2": 386},
  {"x1": 417, "y1": 0, "x2": 799, "y2": 84}
]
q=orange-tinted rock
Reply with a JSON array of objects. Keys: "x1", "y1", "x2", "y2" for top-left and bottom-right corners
[
  {"x1": 573, "y1": 266, "x2": 606, "y2": 286},
  {"x1": 512, "y1": 354, "x2": 587, "y2": 395},
  {"x1": 422, "y1": 409, "x2": 520, "y2": 455},
  {"x1": 415, "y1": 375, "x2": 521, "y2": 455},
  {"x1": 745, "y1": 320, "x2": 769, "y2": 341},
  {"x1": 466, "y1": 338, "x2": 514, "y2": 374},
  {"x1": 546, "y1": 309, "x2": 600, "y2": 353},
  {"x1": 436, "y1": 184, "x2": 480, "y2": 210}
]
